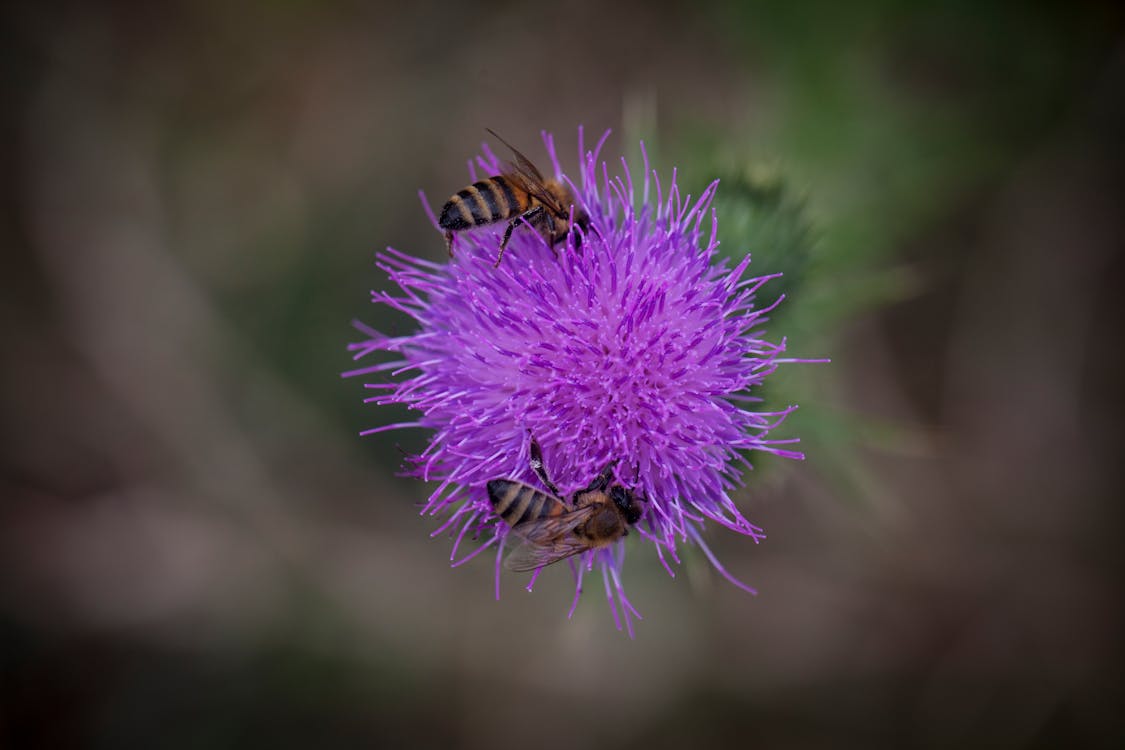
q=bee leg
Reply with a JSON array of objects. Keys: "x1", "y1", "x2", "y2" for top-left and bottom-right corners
[
  {"x1": 528, "y1": 433, "x2": 563, "y2": 497},
  {"x1": 501, "y1": 207, "x2": 545, "y2": 249},
  {"x1": 445, "y1": 231, "x2": 455, "y2": 257},
  {"x1": 543, "y1": 213, "x2": 560, "y2": 258},
  {"x1": 495, "y1": 206, "x2": 547, "y2": 267},
  {"x1": 581, "y1": 461, "x2": 618, "y2": 494},
  {"x1": 494, "y1": 225, "x2": 514, "y2": 268}
]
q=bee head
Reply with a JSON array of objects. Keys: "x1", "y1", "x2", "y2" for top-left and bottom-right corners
[{"x1": 610, "y1": 485, "x2": 644, "y2": 525}]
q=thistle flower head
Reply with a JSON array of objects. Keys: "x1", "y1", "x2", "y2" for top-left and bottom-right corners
[{"x1": 345, "y1": 129, "x2": 808, "y2": 635}]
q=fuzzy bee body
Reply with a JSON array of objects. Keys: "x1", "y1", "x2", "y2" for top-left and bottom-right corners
[
  {"x1": 486, "y1": 436, "x2": 645, "y2": 571},
  {"x1": 439, "y1": 130, "x2": 590, "y2": 267}
]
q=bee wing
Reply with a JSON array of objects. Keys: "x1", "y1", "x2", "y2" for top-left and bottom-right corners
[
  {"x1": 503, "y1": 505, "x2": 597, "y2": 572},
  {"x1": 486, "y1": 128, "x2": 570, "y2": 220},
  {"x1": 504, "y1": 536, "x2": 591, "y2": 572},
  {"x1": 486, "y1": 128, "x2": 545, "y2": 182}
]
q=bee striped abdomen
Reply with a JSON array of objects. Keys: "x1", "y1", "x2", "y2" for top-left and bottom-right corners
[
  {"x1": 487, "y1": 176, "x2": 525, "y2": 219},
  {"x1": 487, "y1": 479, "x2": 563, "y2": 528},
  {"x1": 439, "y1": 177, "x2": 526, "y2": 232}
]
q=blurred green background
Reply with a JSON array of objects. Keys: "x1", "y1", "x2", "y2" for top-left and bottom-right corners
[{"x1": 2, "y1": 1, "x2": 1123, "y2": 748}]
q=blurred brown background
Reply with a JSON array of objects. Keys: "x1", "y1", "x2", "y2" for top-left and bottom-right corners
[{"x1": 2, "y1": 1, "x2": 1123, "y2": 748}]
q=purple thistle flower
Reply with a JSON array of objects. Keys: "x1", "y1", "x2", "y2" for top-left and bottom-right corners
[{"x1": 344, "y1": 129, "x2": 810, "y2": 636}]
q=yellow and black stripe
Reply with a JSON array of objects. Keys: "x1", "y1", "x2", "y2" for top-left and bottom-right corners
[
  {"x1": 439, "y1": 177, "x2": 528, "y2": 232},
  {"x1": 487, "y1": 479, "x2": 562, "y2": 527}
]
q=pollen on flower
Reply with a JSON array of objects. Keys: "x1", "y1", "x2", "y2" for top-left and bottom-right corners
[{"x1": 344, "y1": 128, "x2": 813, "y2": 636}]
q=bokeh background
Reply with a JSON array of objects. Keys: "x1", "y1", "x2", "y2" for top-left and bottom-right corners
[{"x1": 3, "y1": 1, "x2": 1123, "y2": 747}]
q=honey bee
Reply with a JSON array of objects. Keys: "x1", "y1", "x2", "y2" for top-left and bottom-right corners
[
  {"x1": 487, "y1": 435, "x2": 645, "y2": 571},
  {"x1": 439, "y1": 129, "x2": 591, "y2": 267}
]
